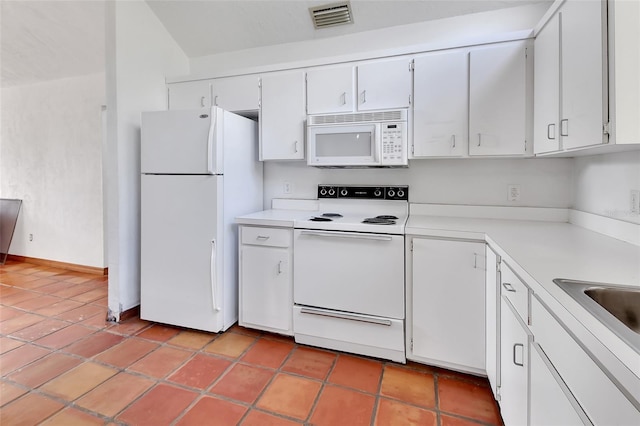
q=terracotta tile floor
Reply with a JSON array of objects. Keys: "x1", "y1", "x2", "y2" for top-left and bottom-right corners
[{"x1": 0, "y1": 260, "x2": 504, "y2": 425}]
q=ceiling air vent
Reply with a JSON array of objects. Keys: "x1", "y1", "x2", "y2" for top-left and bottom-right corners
[{"x1": 310, "y1": 2, "x2": 353, "y2": 29}]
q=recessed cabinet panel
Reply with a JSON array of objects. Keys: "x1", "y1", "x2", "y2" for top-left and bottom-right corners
[
  {"x1": 168, "y1": 80, "x2": 212, "y2": 110},
  {"x1": 412, "y1": 50, "x2": 468, "y2": 157},
  {"x1": 260, "y1": 70, "x2": 306, "y2": 160},
  {"x1": 357, "y1": 58, "x2": 412, "y2": 111},
  {"x1": 306, "y1": 65, "x2": 354, "y2": 114},
  {"x1": 213, "y1": 75, "x2": 259, "y2": 112},
  {"x1": 469, "y1": 42, "x2": 529, "y2": 156},
  {"x1": 485, "y1": 247, "x2": 500, "y2": 399}
]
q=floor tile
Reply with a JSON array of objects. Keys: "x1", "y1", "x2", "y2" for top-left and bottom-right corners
[
  {"x1": 0, "y1": 306, "x2": 24, "y2": 322},
  {"x1": 0, "y1": 289, "x2": 41, "y2": 307},
  {"x1": 76, "y1": 372, "x2": 155, "y2": 417},
  {"x1": 39, "y1": 407, "x2": 105, "y2": 426},
  {"x1": 380, "y1": 364, "x2": 436, "y2": 409},
  {"x1": 50, "y1": 284, "x2": 94, "y2": 299},
  {"x1": 0, "y1": 336, "x2": 25, "y2": 354},
  {"x1": 70, "y1": 287, "x2": 107, "y2": 303},
  {"x1": 168, "y1": 353, "x2": 231, "y2": 390},
  {"x1": 136, "y1": 323, "x2": 181, "y2": 342},
  {"x1": 7, "y1": 353, "x2": 82, "y2": 388},
  {"x1": 8, "y1": 318, "x2": 68, "y2": 341},
  {"x1": 282, "y1": 346, "x2": 336, "y2": 380},
  {"x1": 0, "y1": 380, "x2": 28, "y2": 407},
  {"x1": 374, "y1": 398, "x2": 438, "y2": 426},
  {"x1": 80, "y1": 313, "x2": 112, "y2": 329},
  {"x1": 328, "y1": 354, "x2": 382, "y2": 394},
  {"x1": 108, "y1": 317, "x2": 151, "y2": 336},
  {"x1": 0, "y1": 392, "x2": 64, "y2": 425},
  {"x1": 204, "y1": 332, "x2": 256, "y2": 358},
  {"x1": 34, "y1": 299, "x2": 84, "y2": 317},
  {"x1": 35, "y1": 281, "x2": 77, "y2": 295},
  {"x1": 0, "y1": 312, "x2": 44, "y2": 334},
  {"x1": 241, "y1": 410, "x2": 303, "y2": 426},
  {"x1": 176, "y1": 395, "x2": 247, "y2": 426},
  {"x1": 55, "y1": 303, "x2": 104, "y2": 323},
  {"x1": 0, "y1": 344, "x2": 50, "y2": 375},
  {"x1": 438, "y1": 376, "x2": 502, "y2": 425},
  {"x1": 256, "y1": 373, "x2": 321, "y2": 420},
  {"x1": 34, "y1": 324, "x2": 96, "y2": 349},
  {"x1": 128, "y1": 346, "x2": 192, "y2": 379},
  {"x1": 63, "y1": 331, "x2": 124, "y2": 358},
  {"x1": 310, "y1": 384, "x2": 375, "y2": 426},
  {"x1": 168, "y1": 329, "x2": 215, "y2": 349},
  {"x1": 94, "y1": 337, "x2": 159, "y2": 368},
  {"x1": 11, "y1": 295, "x2": 63, "y2": 311},
  {"x1": 39, "y1": 361, "x2": 118, "y2": 401},
  {"x1": 117, "y1": 383, "x2": 198, "y2": 426},
  {"x1": 210, "y1": 363, "x2": 274, "y2": 403},
  {"x1": 229, "y1": 324, "x2": 263, "y2": 337},
  {"x1": 241, "y1": 338, "x2": 294, "y2": 369},
  {"x1": 441, "y1": 413, "x2": 488, "y2": 426}
]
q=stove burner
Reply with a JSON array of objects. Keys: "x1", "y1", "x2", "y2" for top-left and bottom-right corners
[
  {"x1": 309, "y1": 216, "x2": 333, "y2": 222},
  {"x1": 321, "y1": 213, "x2": 343, "y2": 218},
  {"x1": 362, "y1": 218, "x2": 396, "y2": 225},
  {"x1": 375, "y1": 215, "x2": 398, "y2": 220}
]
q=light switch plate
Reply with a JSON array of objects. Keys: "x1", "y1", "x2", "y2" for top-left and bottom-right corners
[{"x1": 507, "y1": 185, "x2": 521, "y2": 202}]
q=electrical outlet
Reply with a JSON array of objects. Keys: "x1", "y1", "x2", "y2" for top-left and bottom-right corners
[
  {"x1": 283, "y1": 182, "x2": 292, "y2": 194},
  {"x1": 507, "y1": 185, "x2": 521, "y2": 202},
  {"x1": 631, "y1": 190, "x2": 640, "y2": 214}
]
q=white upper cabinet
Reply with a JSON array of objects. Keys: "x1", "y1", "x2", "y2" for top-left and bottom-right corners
[
  {"x1": 412, "y1": 50, "x2": 468, "y2": 158},
  {"x1": 168, "y1": 80, "x2": 212, "y2": 110},
  {"x1": 534, "y1": 14, "x2": 561, "y2": 155},
  {"x1": 356, "y1": 58, "x2": 413, "y2": 111},
  {"x1": 212, "y1": 75, "x2": 260, "y2": 113},
  {"x1": 560, "y1": 0, "x2": 608, "y2": 150},
  {"x1": 306, "y1": 65, "x2": 355, "y2": 114},
  {"x1": 469, "y1": 41, "x2": 531, "y2": 157},
  {"x1": 259, "y1": 70, "x2": 306, "y2": 161}
]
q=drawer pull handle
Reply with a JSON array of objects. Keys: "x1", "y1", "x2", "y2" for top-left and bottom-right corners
[
  {"x1": 300, "y1": 307, "x2": 392, "y2": 326},
  {"x1": 503, "y1": 282, "x2": 516, "y2": 292},
  {"x1": 300, "y1": 230, "x2": 392, "y2": 242},
  {"x1": 277, "y1": 260, "x2": 283, "y2": 274},
  {"x1": 513, "y1": 343, "x2": 524, "y2": 366},
  {"x1": 256, "y1": 236, "x2": 270, "y2": 241}
]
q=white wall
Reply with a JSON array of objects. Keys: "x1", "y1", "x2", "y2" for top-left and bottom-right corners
[
  {"x1": 106, "y1": 0, "x2": 189, "y2": 318},
  {"x1": 264, "y1": 158, "x2": 572, "y2": 208},
  {"x1": 573, "y1": 151, "x2": 640, "y2": 224},
  {"x1": 0, "y1": 73, "x2": 106, "y2": 267}
]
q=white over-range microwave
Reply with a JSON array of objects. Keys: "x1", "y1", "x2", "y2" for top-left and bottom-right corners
[{"x1": 306, "y1": 109, "x2": 409, "y2": 168}]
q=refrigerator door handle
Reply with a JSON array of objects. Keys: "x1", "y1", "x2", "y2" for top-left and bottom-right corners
[
  {"x1": 206, "y1": 109, "x2": 216, "y2": 174},
  {"x1": 210, "y1": 239, "x2": 220, "y2": 311}
]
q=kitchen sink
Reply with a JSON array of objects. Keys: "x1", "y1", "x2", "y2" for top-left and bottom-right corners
[{"x1": 554, "y1": 279, "x2": 640, "y2": 353}]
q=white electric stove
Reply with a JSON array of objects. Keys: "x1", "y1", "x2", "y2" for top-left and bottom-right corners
[{"x1": 292, "y1": 185, "x2": 409, "y2": 363}]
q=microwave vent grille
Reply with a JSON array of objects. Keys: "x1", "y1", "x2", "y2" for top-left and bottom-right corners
[{"x1": 309, "y1": 109, "x2": 405, "y2": 125}]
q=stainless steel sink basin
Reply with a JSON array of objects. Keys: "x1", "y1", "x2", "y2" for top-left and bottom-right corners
[{"x1": 554, "y1": 279, "x2": 640, "y2": 353}]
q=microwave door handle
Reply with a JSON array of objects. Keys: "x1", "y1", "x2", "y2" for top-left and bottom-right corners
[{"x1": 374, "y1": 125, "x2": 382, "y2": 164}]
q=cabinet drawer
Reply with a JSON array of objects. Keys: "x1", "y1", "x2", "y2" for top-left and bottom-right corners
[
  {"x1": 501, "y1": 262, "x2": 529, "y2": 324},
  {"x1": 241, "y1": 226, "x2": 292, "y2": 248}
]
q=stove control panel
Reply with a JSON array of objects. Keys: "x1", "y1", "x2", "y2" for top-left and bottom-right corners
[{"x1": 318, "y1": 185, "x2": 408, "y2": 201}]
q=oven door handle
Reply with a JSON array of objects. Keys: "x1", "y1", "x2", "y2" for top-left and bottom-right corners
[
  {"x1": 299, "y1": 230, "x2": 393, "y2": 242},
  {"x1": 300, "y1": 307, "x2": 392, "y2": 326}
]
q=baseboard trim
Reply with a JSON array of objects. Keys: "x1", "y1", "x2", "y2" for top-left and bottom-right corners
[
  {"x1": 6, "y1": 255, "x2": 108, "y2": 276},
  {"x1": 119, "y1": 305, "x2": 140, "y2": 322}
]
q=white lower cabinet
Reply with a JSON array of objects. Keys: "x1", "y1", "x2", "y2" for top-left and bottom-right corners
[
  {"x1": 238, "y1": 226, "x2": 293, "y2": 335},
  {"x1": 407, "y1": 237, "x2": 486, "y2": 374}
]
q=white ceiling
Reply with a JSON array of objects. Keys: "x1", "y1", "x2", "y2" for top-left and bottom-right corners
[{"x1": 0, "y1": 0, "x2": 552, "y2": 88}]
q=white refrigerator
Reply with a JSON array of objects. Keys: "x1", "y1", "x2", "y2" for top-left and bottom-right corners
[{"x1": 140, "y1": 107, "x2": 262, "y2": 332}]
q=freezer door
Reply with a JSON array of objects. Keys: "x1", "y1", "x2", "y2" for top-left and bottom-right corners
[
  {"x1": 141, "y1": 108, "x2": 218, "y2": 174},
  {"x1": 141, "y1": 174, "x2": 224, "y2": 332}
]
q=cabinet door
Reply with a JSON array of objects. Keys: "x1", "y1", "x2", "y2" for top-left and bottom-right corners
[
  {"x1": 213, "y1": 75, "x2": 260, "y2": 112},
  {"x1": 469, "y1": 42, "x2": 529, "y2": 156},
  {"x1": 306, "y1": 65, "x2": 354, "y2": 114},
  {"x1": 412, "y1": 50, "x2": 468, "y2": 157},
  {"x1": 499, "y1": 298, "x2": 529, "y2": 426},
  {"x1": 530, "y1": 343, "x2": 590, "y2": 426},
  {"x1": 260, "y1": 70, "x2": 306, "y2": 160},
  {"x1": 357, "y1": 58, "x2": 412, "y2": 111},
  {"x1": 168, "y1": 80, "x2": 212, "y2": 110},
  {"x1": 560, "y1": 0, "x2": 607, "y2": 150},
  {"x1": 485, "y1": 246, "x2": 500, "y2": 400},
  {"x1": 534, "y1": 14, "x2": 561, "y2": 154},
  {"x1": 240, "y1": 245, "x2": 292, "y2": 334},
  {"x1": 410, "y1": 238, "x2": 486, "y2": 373}
]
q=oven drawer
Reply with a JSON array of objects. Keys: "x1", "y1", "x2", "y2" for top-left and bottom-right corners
[
  {"x1": 241, "y1": 226, "x2": 292, "y2": 248},
  {"x1": 293, "y1": 229, "x2": 404, "y2": 319},
  {"x1": 293, "y1": 305, "x2": 406, "y2": 363}
]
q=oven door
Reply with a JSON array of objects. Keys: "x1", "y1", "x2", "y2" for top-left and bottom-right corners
[
  {"x1": 293, "y1": 229, "x2": 404, "y2": 319},
  {"x1": 307, "y1": 124, "x2": 381, "y2": 166}
]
